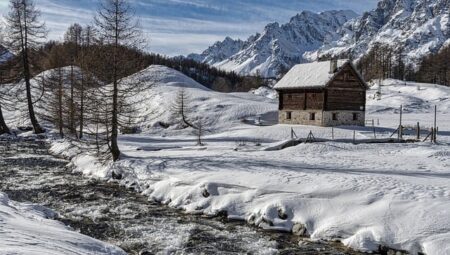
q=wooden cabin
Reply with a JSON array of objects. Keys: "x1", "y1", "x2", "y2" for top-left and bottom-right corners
[{"x1": 274, "y1": 59, "x2": 368, "y2": 127}]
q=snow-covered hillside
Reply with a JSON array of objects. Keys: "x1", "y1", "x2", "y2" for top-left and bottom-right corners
[
  {"x1": 1, "y1": 66, "x2": 86, "y2": 128},
  {"x1": 125, "y1": 65, "x2": 277, "y2": 130},
  {"x1": 0, "y1": 192, "x2": 125, "y2": 254},
  {"x1": 306, "y1": 0, "x2": 450, "y2": 64},
  {"x1": 367, "y1": 79, "x2": 450, "y2": 114},
  {"x1": 188, "y1": 10, "x2": 357, "y2": 77}
]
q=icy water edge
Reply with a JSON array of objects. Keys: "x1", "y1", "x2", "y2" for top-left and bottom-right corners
[{"x1": 0, "y1": 136, "x2": 363, "y2": 255}]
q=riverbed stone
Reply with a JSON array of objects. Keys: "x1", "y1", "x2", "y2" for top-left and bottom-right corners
[{"x1": 292, "y1": 222, "x2": 308, "y2": 236}]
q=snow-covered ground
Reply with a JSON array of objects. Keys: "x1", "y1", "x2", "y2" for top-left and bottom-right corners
[
  {"x1": 0, "y1": 192, "x2": 125, "y2": 255},
  {"x1": 3, "y1": 66, "x2": 450, "y2": 254},
  {"x1": 127, "y1": 65, "x2": 277, "y2": 131}
]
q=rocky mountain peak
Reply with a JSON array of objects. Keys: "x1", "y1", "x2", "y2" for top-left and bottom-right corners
[
  {"x1": 188, "y1": 10, "x2": 357, "y2": 77},
  {"x1": 188, "y1": 0, "x2": 450, "y2": 78},
  {"x1": 306, "y1": 0, "x2": 450, "y2": 65}
]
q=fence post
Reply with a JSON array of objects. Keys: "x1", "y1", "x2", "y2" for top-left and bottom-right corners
[
  {"x1": 433, "y1": 105, "x2": 437, "y2": 136},
  {"x1": 398, "y1": 105, "x2": 403, "y2": 140},
  {"x1": 353, "y1": 130, "x2": 356, "y2": 143},
  {"x1": 436, "y1": 127, "x2": 438, "y2": 143},
  {"x1": 416, "y1": 122, "x2": 420, "y2": 140},
  {"x1": 372, "y1": 119, "x2": 376, "y2": 139},
  {"x1": 434, "y1": 105, "x2": 437, "y2": 136},
  {"x1": 332, "y1": 127, "x2": 334, "y2": 140},
  {"x1": 431, "y1": 128, "x2": 434, "y2": 143}
]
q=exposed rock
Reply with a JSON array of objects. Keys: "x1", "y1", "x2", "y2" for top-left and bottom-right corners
[
  {"x1": 112, "y1": 171, "x2": 123, "y2": 180},
  {"x1": 201, "y1": 188, "x2": 210, "y2": 198},
  {"x1": 292, "y1": 222, "x2": 308, "y2": 236},
  {"x1": 277, "y1": 208, "x2": 288, "y2": 220}
]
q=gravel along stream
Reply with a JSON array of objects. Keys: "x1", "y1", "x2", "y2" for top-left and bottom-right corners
[{"x1": 0, "y1": 137, "x2": 362, "y2": 255}]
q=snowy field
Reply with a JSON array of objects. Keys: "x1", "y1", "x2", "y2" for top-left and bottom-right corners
[
  {"x1": 3, "y1": 66, "x2": 450, "y2": 254},
  {"x1": 0, "y1": 192, "x2": 125, "y2": 255}
]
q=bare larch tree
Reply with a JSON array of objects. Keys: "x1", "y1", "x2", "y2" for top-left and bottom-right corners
[
  {"x1": 95, "y1": 0, "x2": 142, "y2": 161},
  {"x1": 172, "y1": 87, "x2": 196, "y2": 128},
  {"x1": 0, "y1": 26, "x2": 11, "y2": 134},
  {"x1": 78, "y1": 25, "x2": 96, "y2": 139},
  {"x1": 5, "y1": 0, "x2": 47, "y2": 134},
  {"x1": 64, "y1": 23, "x2": 83, "y2": 137}
]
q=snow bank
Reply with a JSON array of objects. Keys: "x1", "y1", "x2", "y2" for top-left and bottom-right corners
[
  {"x1": 60, "y1": 136, "x2": 450, "y2": 255},
  {"x1": 0, "y1": 192, "x2": 125, "y2": 255},
  {"x1": 50, "y1": 140, "x2": 112, "y2": 179}
]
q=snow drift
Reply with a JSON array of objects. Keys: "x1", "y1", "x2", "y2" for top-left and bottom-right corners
[{"x1": 0, "y1": 192, "x2": 125, "y2": 254}]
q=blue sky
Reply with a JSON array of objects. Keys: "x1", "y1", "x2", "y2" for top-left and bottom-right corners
[{"x1": 0, "y1": 0, "x2": 379, "y2": 56}]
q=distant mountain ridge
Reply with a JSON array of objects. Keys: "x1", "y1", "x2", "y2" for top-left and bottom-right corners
[
  {"x1": 306, "y1": 0, "x2": 450, "y2": 64},
  {"x1": 188, "y1": 10, "x2": 358, "y2": 77},
  {"x1": 189, "y1": 0, "x2": 450, "y2": 77}
]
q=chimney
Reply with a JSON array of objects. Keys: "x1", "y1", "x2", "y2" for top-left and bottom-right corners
[{"x1": 329, "y1": 59, "x2": 338, "y2": 74}]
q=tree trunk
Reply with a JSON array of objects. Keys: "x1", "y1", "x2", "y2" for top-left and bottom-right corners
[
  {"x1": 70, "y1": 65, "x2": 76, "y2": 136},
  {"x1": 23, "y1": 51, "x2": 44, "y2": 134},
  {"x1": 111, "y1": 78, "x2": 120, "y2": 161},
  {"x1": 0, "y1": 104, "x2": 10, "y2": 134},
  {"x1": 110, "y1": 41, "x2": 120, "y2": 161},
  {"x1": 58, "y1": 70, "x2": 64, "y2": 138},
  {"x1": 19, "y1": 4, "x2": 44, "y2": 135},
  {"x1": 110, "y1": 5, "x2": 121, "y2": 162},
  {"x1": 79, "y1": 75, "x2": 84, "y2": 139}
]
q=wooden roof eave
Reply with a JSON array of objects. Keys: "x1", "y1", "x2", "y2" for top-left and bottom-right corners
[
  {"x1": 323, "y1": 61, "x2": 369, "y2": 90},
  {"x1": 275, "y1": 86, "x2": 326, "y2": 91}
]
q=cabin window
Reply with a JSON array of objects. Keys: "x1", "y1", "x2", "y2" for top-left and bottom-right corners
[
  {"x1": 310, "y1": 112, "x2": 316, "y2": 121},
  {"x1": 332, "y1": 113, "x2": 338, "y2": 121},
  {"x1": 353, "y1": 113, "x2": 358, "y2": 121},
  {"x1": 286, "y1": 111, "x2": 292, "y2": 120}
]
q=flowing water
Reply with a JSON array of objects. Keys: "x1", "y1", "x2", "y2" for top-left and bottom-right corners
[{"x1": 0, "y1": 136, "x2": 362, "y2": 255}]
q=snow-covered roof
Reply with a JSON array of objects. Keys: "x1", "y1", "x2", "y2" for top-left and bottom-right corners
[{"x1": 274, "y1": 59, "x2": 350, "y2": 89}]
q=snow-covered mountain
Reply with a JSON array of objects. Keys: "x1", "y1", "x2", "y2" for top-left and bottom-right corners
[
  {"x1": 188, "y1": 10, "x2": 358, "y2": 77},
  {"x1": 306, "y1": 0, "x2": 450, "y2": 64},
  {"x1": 190, "y1": 0, "x2": 450, "y2": 76},
  {"x1": 188, "y1": 37, "x2": 245, "y2": 66}
]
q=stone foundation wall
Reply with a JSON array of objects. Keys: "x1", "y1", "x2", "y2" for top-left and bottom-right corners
[
  {"x1": 279, "y1": 110, "x2": 365, "y2": 127},
  {"x1": 322, "y1": 111, "x2": 365, "y2": 127},
  {"x1": 279, "y1": 110, "x2": 323, "y2": 126}
]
